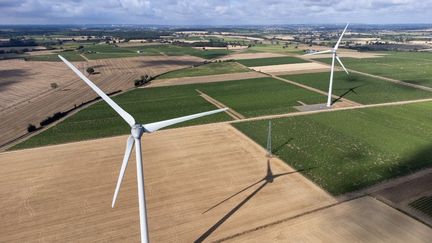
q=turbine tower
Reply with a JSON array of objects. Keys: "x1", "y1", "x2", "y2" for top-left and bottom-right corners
[
  {"x1": 59, "y1": 55, "x2": 227, "y2": 243},
  {"x1": 266, "y1": 121, "x2": 272, "y2": 158},
  {"x1": 304, "y1": 23, "x2": 350, "y2": 107}
]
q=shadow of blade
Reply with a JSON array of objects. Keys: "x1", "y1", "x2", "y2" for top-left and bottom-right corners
[
  {"x1": 271, "y1": 138, "x2": 293, "y2": 154},
  {"x1": 202, "y1": 178, "x2": 264, "y2": 214},
  {"x1": 332, "y1": 84, "x2": 365, "y2": 105},
  {"x1": 195, "y1": 181, "x2": 268, "y2": 243}
]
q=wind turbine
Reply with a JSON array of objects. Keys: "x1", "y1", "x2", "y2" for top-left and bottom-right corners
[
  {"x1": 304, "y1": 23, "x2": 350, "y2": 107},
  {"x1": 58, "y1": 55, "x2": 228, "y2": 243}
]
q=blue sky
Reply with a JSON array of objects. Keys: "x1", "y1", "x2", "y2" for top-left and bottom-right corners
[{"x1": 1, "y1": 0, "x2": 431, "y2": 25}]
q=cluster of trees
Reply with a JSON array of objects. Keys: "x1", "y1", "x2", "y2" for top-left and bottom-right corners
[{"x1": 134, "y1": 74, "x2": 152, "y2": 87}]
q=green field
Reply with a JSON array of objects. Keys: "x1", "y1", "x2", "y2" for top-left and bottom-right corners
[
  {"x1": 82, "y1": 44, "x2": 231, "y2": 60},
  {"x1": 246, "y1": 44, "x2": 304, "y2": 55},
  {"x1": 316, "y1": 51, "x2": 432, "y2": 87},
  {"x1": 236, "y1": 56, "x2": 308, "y2": 67},
  {"x1": 409, "y1": 196, "x2": 432, "y2": 217},
  {"x1": 233, "y1": 101, "x2": 432, "y2": 195},
  {"x1": 25, "y1": 51, "x2": 85, "y2": 62},
  {"x1": 12, "y1": 86, "x2": 232, "y2": 150},
  {"x1": 198, "y1": 77, "x2": 325, "y2": 117},
  {"x1": 13, "y1": 77, "x2": 326, "y2": 149},
  {"x1": 155, "y1": 62, "x2": 249, "y2": 79},
  {"x1": 282, "y1": 71, "x2": 432, "y2": 104}
]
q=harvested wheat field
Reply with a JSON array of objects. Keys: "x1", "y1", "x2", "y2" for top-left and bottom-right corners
[
  {"x1": 225, "y1": 196, "x2": 432, "y2": 242},
  {"x1": 250, "y1": 62, "x2": 330, "y2": 75},
  {"x1": 0, "y1": 123, "x2": 336, "y2": 242},
  {"x1": 148, "y1": 71, "x2": 267, "y2": 87},
  {"x1": 0, "y1": 56, "x2": 203, "y2": 147}
]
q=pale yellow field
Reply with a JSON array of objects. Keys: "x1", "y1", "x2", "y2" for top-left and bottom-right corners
[
  {"x1": 250, "y1": 62, "x2": 330, "y2": 74},
  {"x1": 1, "y1": 123, "x2": 430, "y2": 242},
  {"x1": 226, "y1": 196, "x2": 432, "y2": 242},
  {"x1": 0, "y1": 123, "x2": 335, "y2": 242}
]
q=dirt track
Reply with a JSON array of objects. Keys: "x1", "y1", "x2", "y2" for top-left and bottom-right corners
[
  {"x1": 148, "y1": 71, "x2": 267, "y2": 87},
  {"x1": 0, "y1": 56, "x2": 203, "y2": 147}
]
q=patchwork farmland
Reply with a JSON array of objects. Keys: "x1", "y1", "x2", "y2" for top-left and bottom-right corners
[{"x1": 2, "y1": 36, "x2": 432, "y2": 243}]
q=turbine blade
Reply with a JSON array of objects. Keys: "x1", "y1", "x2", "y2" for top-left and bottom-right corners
[
  {"x1": 303, "y1": 49, "x2": 332, "y2": 56},
  {"x1": 112, "y1": 135, "x2": 135, "y2": 208},
  {"x1": 58, "y1": 55, "x2": 136, "y2": 127},
  {"x1": 335, "y1": 55, "x2": 349, "y2": 74},
  {"x1": 334, "y1": 23, "x2": 349, "y2": 50},
  {"x1": 143, "y1": 108, "x2": 228, "y2": 133}
]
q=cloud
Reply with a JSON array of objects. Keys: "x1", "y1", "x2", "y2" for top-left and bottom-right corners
[{"x1": 0, "y1": 0, "x2": 430, "y2": 24}]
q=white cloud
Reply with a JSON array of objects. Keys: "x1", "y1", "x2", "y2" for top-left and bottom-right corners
[{"x1": 0, "y1": 0, "x2": 431, "y2": 24}]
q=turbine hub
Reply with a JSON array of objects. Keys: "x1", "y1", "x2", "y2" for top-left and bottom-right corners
[{"x1": 131, "y1": 124, "x2": 144, "y2": 139}]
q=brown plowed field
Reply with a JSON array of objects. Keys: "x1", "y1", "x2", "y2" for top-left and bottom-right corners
[{"x1": 0, "y1": 56, "x2": 203, "y2": 147}]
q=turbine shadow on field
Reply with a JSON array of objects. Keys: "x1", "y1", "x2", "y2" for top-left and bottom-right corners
[
  {"x1": 196, "y1": 160, "x2": 312, "y2": 242},
  {"x1": 331, "y1": 84, "x2": 365, "y2": 105},
  {"x1": 272, "y1": 138, "x2": 293, "y2": 154}
]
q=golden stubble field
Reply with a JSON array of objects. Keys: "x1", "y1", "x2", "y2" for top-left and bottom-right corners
[
  {"x1": 0, "y1": 55, "x2": 203, "y2": 147},
  {"x1": 1, "y1": 123, "x2": 430, "y2": 242}
]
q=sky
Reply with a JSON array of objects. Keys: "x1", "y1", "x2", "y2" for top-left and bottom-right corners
[{"x1": 0, "y1": 0, "x2": 431, "y2": 25}]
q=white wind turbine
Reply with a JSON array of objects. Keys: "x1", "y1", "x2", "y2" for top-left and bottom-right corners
[
  {"x1": 58, "y1": 55, "x2": 228, "y2": 243},
  {"x1": 304, "y1": 23, "x2": 350, "y2": 107}
]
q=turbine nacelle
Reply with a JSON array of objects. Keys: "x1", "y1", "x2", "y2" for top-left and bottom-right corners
[{"x1": 131, "y1": 124, "x2": 145, "y2": 139}]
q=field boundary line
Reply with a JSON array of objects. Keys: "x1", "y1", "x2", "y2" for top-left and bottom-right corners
[
  {"x1": 79, "y1": 54, "x2": 90, "y2": 61},
  {"x1": 196, "y1": 89, "x2": 245, "y2": 120}
]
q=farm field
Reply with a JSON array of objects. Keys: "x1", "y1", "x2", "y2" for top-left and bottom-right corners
[
  {"x1": 198, "y1": 77, "x2": 326, "y2": 118},
  {"x1": 155, "y1": 62, "x2": 249, "y2": 79},
  {"x1": 227, "y1": 196, "x2": 432, "y2": 242},
  {"x1": 0, "y1": 123, "x2": 337, "y2": 242},
  {"x1": 246, "y1": 44, "x2": 304, "y2": 54},
  {"x1": 315, "y1": 51, "x2": 432, "y2": 87},
  {"x1": 0, "y1": 56, "x2": 203, "y2": 148},
  {"x1": 281, "y1": 71, "x2": 432, "y2": 104},
  {"x1": 25, "y1": 50, "x2": 85, "y2": 61},
  {"x1": 12, "y1": 76, "x2": 327, "y2": 149},
  {"x1": 150, "y1": 72, "x2": 268, "y2": 87},
  {"x1": 83, "y1": 44, "x2": 231, "y2": 60},
  {"x1": 12, "y1": 86, "x2": 232, "y2": 149},
  {"x1": 233, "y1": 101, "x2": 432, "y2": 195},
  {"x1": 236, "y1": 56, "x2": 308, "y2": 67},
  {"x1": 2, "y1": 123, "x2": 431, "y2": 242}
]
